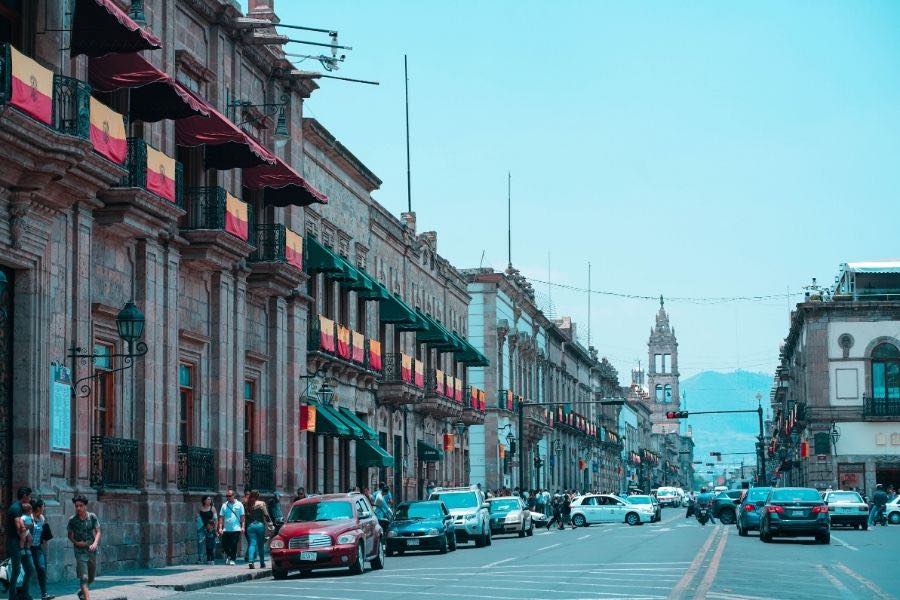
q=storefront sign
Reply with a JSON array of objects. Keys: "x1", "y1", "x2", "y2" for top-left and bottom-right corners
[{"x1": 50, "y1": 363, "x2": 71, "y2": 451}]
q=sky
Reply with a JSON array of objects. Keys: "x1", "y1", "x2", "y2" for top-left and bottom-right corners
[{"x1": 250, "y1": 0, "x2": 900, "y2": 382}]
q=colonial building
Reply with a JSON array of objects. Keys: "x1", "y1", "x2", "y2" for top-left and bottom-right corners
[
  {"x1": 0, "y1": 0, "x2": 486, "y2": 583},
  {"x1": 619, "y1": 391, "x2": 656, "y2": 493},
  {"x1": 769, "y1": 261, "x2": 900, "y2": 494}
]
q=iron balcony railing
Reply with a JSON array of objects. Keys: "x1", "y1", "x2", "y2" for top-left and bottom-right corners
[
  {"x1": 183, "y1": 186, "x2": 227, "y2": 230},
  {"x1": 177, "y1": 445, "x2": 216, "y2": 492},
  {"x1": 382, "y1": 353, "x2": 404, "y2": 383},
  {"x1": 863, "y1": 396, "x2": 900, "y2": 418},
  {"x1": 90, "y1": 436, "x2": 139, "y2": 490},
  {"x1": 245, "y1": 452, "x2": 275, "y2": 493},
  {"x1": 0, "y1": 43, "x2": 91, "y2": 139},
  {"x1": 118, "y1": 137, "x2": 184, "y2": 206},
  {"x1": 249, "y1": 224, "x2": 287, "y2": 263}
]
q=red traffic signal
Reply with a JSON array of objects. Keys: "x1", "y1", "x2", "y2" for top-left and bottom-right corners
[
  {"x1": 666, "y1": 411, "x2": 689, "y2": 419},
  {"x1": 710, "y1": 452, "x2": 722, "y2": 461}
]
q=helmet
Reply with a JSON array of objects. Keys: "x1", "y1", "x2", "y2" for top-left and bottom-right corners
[{"x1": 700, "y1": 487, "x2": 707, "y2": 493}]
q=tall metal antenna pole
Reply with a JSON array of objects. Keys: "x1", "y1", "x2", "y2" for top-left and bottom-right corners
[
  {"x1": 588, "y1": 261, "x2": 591, "y2": 347},
  {"x1": 404, "y1": 55, "x2": 412, "y2": 213},
  {"x1": 507, "y1": 172, "x2": 512, "y2": 268},
  {"x1": 548, "y1": 251, "x2": 552, "y2": 316}
]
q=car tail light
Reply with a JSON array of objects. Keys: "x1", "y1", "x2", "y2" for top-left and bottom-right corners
[
  {"x1": 811, "y1": 505, "x2": 828, "y2": 514},
  {"x1": 743, "y1": 504, "x2": 755, "y2": 512},
  {"x1": 767, "y1": 505, "x2": 784, "y2": 514}
]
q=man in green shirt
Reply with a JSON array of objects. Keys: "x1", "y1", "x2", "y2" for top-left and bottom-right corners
[{"x1": 67, "y1": 495, "x2": 101, "y2": 600}]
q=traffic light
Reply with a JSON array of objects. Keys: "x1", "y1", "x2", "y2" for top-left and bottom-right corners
[
  {"x1": 710, "y1": 452, "x2": 722, "y2": 462},
  {"x1": 666, "y1": 411, "x2": 689, "y2": 419}
]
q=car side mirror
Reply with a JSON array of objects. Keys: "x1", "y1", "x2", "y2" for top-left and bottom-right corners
[
  {"x1": 481, "y1": 503, "x2": 490, "y2": 510},
  {"x1": 359, "y1": 510, "x2": 372, "y2": 520}
]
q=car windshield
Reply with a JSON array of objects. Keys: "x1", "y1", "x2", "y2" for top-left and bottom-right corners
[
  {"x1": 287, "y1": 501, "x2": 354, "y2": 522},
  {"x1": 489, "y1": 500, "x2": 519, "y2": 513},
  {"x1": 626, "y1": 496, "x2": 652, "y2": 504},
  {"x1": 828, "y1": 491, "x2": 863, "y2": 503},
  {"x1": 746, "y1": 488, "x2": 772, "y2": 502},
  {"x1": 771, "y1": 489, "x2": 822, "y2": 503},
  {"x1": 432, "y1": 492, "x2": 477, "y2": 509},
  {"x1": 394, "y1": 503, "x2": 442, "y2": 520}
]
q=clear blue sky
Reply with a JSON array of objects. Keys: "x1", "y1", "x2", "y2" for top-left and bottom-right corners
[{"x1": 254, "y1": 1, "x2": 900, "y2": 381}]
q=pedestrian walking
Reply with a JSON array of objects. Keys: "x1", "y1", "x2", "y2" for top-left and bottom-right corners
[
  {"x1": 217, "y1": 489, "x2": 245, "y2": 565},
  {"x1": 563, "y1": 492, "x2": 575, "y2": 529},
  {"x1": 546, "y1": 495, "x2": 564, "y2": 530},
  {"x1": 197, "y1": 496, "x2": 218, "y2": 565},
  {"x1": 868, "y1": 484, "x2": 888, "y2": 527},
  {"x1": 291, "y1": 487, "x2": 306, "y2": 504},
  {"x1": 6, "y1": 486, "x2": 36, "y2": 600},
  {"x1": 67, "y1": 494, "x2": 100, "y2": 600},
  {"x1": 244, "y1": 491, "x2": 273, "y2": 569},
  {"x1": 29, "y1": 499, "x2": 55, "y2": 600}
]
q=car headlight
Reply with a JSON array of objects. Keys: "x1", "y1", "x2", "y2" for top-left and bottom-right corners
[
  {"x1": 465, "y1": 513, "x2": 478, "y2": 521},
  {"x1": 505, "y1": 514, "x2": 522, "y2": 522},
  {"x1": 387, "y1": 530, "x2": 398, "y2": 538},
  {"x1": 270, "y1": 538, "x2": 285, "y2": 549},
  {"x1": 426, "y1": 528, "x2": 439, "y2": 536},
  {"x1": 336, "y1": 533, "x2": 356, "y2": 545}
]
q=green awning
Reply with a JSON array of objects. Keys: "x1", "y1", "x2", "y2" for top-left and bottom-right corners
[
  {"x1": 337, "y1": 407, "x2": 378, "y2": 440},
  {"x1": 379, "y1": 293, "x2": 429, "y2": 332},
  {"x1": 343, "y1": 269, "x2": 376, "y2": 293},
  {"x1": 311, "y1": 401, "x2": 351, "y2": 437},
  {"x1": 327, "y1": 405, "x2": 366, "y2": 439},
  {"x1": 452, "y1": 333, "x2": 490, "y2": 367},
  {"x1": 415, "y1": 310, "x2": 457, "y2": 350},
  {"x1": 305, "y1": 236, "x2": 362, "y2": 284},
  {"x1": 357, "y1": 280, "x2": 391, "y2": 302},
  {"x1": 357, "y1": 439, "x2": 394, "y2": 469},
  {"x1": 417, "y1": 440, "x2": 443, "y2": 462}
]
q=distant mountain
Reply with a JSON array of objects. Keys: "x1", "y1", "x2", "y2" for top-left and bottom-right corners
[{"x1": 681, "y1": 370, "x2": 773, "y2": 473}]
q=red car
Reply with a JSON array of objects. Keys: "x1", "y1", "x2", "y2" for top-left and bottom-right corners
[{"x1": 269, "y1": 493, "x2": 385, "y2": 578}]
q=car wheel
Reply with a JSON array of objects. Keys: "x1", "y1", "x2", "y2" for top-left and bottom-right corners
[
  {"x1": 817, "y1": 533, "x2": 830, "y2": 544},
  {"x1": 572, "y1": 514, "x2": 587, "y2": 528},
  {"x1": 518, "y1": 522, "x2": 526, "y2": 538},
  {"x1": 475, "y1": 525, "x2": 485, "y2": 547},
  {"x1": 889, "y1": 512, "x2": 900, "y2": 525},
  {"x1": 718, "y1": 510, "x2": 735, "y2": 525},
  {"x1": 348, "y1": 543, "x2": 365, "y2": 575},
  {"x1": 625, "y1": 512, "x2": 640, "y2": 526},
  {"x1": 370, "y1": 538, "x2": 385, "y2": 570},
  {"x1": 449, "y1": 532, "x2": 457, "y2": 551},
  {"x1": 738, "y1": 524, "x2": 747, "y2": 537},
  {"x1": 386, "y1": 548, "x2": 395, "y2": 557},
  {"x1": 439, "y1": 536, "x2": 448, "y2": 554},
  {"x1": 526, "y1": 522, "x2": 534, "y2": 537},
  {"x1": 486, "y1": 528, "x2": 492, "y2": 546},
  {"x1": 299, "y1": 569, "x2": 311, "y2": 577},
  {"x1": 272, "y1": 568, "x2": 288, "y2": 580}
]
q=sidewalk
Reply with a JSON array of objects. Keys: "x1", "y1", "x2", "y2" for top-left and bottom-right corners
[{"x1": 42, "y1": 562, "x2": 272, "y2": 600}]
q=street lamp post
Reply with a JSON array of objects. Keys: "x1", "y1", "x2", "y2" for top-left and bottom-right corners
[{"x1": 454, "y1": 420, "x2": 467, "y2": 486}]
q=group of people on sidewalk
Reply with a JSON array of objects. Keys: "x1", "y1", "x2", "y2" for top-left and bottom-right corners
[
  {"x1": 193, "y1": 489, "x2": 276, "y2": 570},
  {"x1": 4, "y1": 486, "x2": 100, "y2": 600}
]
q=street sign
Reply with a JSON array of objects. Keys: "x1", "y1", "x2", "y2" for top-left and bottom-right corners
[{"x1": 816, "y1": 454, "x2": 827, "y2": 462}]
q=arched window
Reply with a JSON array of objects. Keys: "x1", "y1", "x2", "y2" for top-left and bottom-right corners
[
  {"x1": 871, "y1": 343, "x2": 900, "y2": 399},
  {"x1": 655, "y1": 385, "x2": 663, "y2": 402},
  {"x1": 664, "y1": 384, "x2": 672, "y2": 403}
]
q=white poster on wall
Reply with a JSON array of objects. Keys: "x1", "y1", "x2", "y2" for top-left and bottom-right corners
[{"x1": 50, "y1": 363, "x2": 71, "y2": 451}]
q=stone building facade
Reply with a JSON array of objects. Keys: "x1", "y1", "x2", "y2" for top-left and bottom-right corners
[
  {"x1": 646, "y1": 297, "x2": 681, "y2": 433},
  {"x1": 770, "y1": 262, "x2": 900, "y2": 495},
  {"x1": 0, "y1": 0, "x2": 485, "y2": 583}
]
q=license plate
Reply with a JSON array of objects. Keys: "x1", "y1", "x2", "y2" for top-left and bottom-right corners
[
  {"x1": 299, "y1": 551, "x2": 317, "y2": 561},
  {"x1": 791, "y1": 511, "x2": 804, "y2": 517},
  {"x1": 838, "y1": 507, "x2": 851, "y2": 513},
  {"x1": 406, "y1": 539, "x2": 420, "y2": 546}
]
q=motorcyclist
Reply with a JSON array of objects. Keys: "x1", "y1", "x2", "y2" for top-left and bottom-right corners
[
  {"x1": 685, "y1": 491, "x2": 696, "y2": 518},
  {"x1": 868, "y1": 484, "x2": 889, "y2": 527},
  {"x1": 695, "y1": 487, "x2": 716, "y2": 524}
]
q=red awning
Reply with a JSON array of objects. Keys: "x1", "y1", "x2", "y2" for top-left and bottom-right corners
[
  {"x1": 71, "y1": 0, "x2": 162, "y2": 58},
  {"x1": 89, "y1": 53, "x2": 209, "y2": 122},
  {"x1": 243, "y1": 157, "x2": 327, "y2": 206},
  {"x1": 175, "y1": 89, "x2": 276, "y2": 170}
]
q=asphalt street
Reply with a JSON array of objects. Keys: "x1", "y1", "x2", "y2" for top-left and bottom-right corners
[{"x1": 178, "y1": 510, "x2": 898, "y2": 600}]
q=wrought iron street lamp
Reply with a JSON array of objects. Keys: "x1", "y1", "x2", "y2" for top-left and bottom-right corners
[
  {"x1": 829, "y1": 421, "x2": 841, "y2": 453},
  {"x1": 453, "y1": 420, "x2": 467, "y2": 437},
  {"x1": 67, "y1": 300, "x2": 148, "y2": 398}
]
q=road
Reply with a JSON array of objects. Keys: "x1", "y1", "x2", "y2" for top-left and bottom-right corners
[{"x1": 178, "y1": 510, "x2": 898, "y2": 600}]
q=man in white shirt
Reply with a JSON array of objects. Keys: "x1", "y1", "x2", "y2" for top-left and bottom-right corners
[{"x1": 217, "y1": 489, "x2": 245, "y2": 565}]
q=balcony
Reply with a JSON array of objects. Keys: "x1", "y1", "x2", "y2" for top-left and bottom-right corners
[
  {"x1": 53, "y1": 74, "x2": 91, "y2": 139},
  {"x1": 245, "y1": 452, "x2": 275, "y2": 493},
  {"x1": 177, "y1": 445, "x2": 217, "y2": 492},
  {"x1": 376, "y1": 352, "x2": 424, "y2": 407},
  {"x1": 180, "y1": 186, "x2": 254, "y2": 269},
  {"x1": 863, "y1": 396, "x2": 900, "y2": 419},
  {"x1": 250, "y1": 224, "x2": 287, "y2": 263},
  {"x1": 308, "y1": 315, "x2": 379, "y2": 385},
  {"x1": 118, "y1": 137, "x2": 184, "y2": 205},
  {"x1": 461, "y1": 386, "x2": 486, "y2": 425},
  {"x1": 246, "y1": 223, "x2": 307, "y2": 296},
  {"x1": 417, "y1": 369, "x2": 463, "y2": 419},
  {"x1": 90, "y1": 436, "x2": 139, "y2": 490}
]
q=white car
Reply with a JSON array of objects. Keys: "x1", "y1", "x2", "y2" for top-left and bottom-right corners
[
  {"x1": 428, "y1": 486, "x2": 492, "y2": 547},
  {"x1": 487, "y1": 496, "x2": 534, "y2": 537},
  {"x1": 570, "y1": 494, "x2": 652, "y2": 527},
  {"x1": 886, "y1": 496, "x2": 900, "y2": 525},
  {"x1": 656, "y1": 487, "x2": 679, "y2": 507},
  {"x1": 822, "y1": 490, "x2": 869, "y2": 529}
]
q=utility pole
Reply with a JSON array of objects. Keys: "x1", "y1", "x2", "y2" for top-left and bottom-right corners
[
  {"x1": 507, "y1": 172, "x2": 512, "y2": 268},
  {"x1": 404, "y1": 55, "x2": 411, "y2": 213}
]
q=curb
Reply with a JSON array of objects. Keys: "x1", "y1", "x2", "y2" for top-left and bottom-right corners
[{"x1": 149, "y1": 568, "x2": 273, "y2": 592}]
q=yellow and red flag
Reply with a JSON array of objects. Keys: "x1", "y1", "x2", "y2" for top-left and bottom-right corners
[
  {"x1": 299, "y1": 404, "x2": 316, "y2": 432},
  {"x1": 414, "y1": 359, "x2": 425, "y2": 389},
  {"x1": 368, "y1": 339, "x2": 382, "y2": 371},
  {"x1": 285, "y1": 228, "x2": 303, "y2": 269},
  {"x1": 9, "y1": 46, "x2": 53, "y2": 125},
  {"x1": 89, "y1": 97, "x2": 127, "y2": 164},
  {"x1": 435, "y1": 369, "x2": 445, "y2": 396},
  {"x1": 351, "y1": 330, "x2": 365, "y2": 364},
  {"x1": 478, "y1": 390, "x2": 485, "y2": 411},
  {"x1": 506, "y1": 389, "x2": 514, "y2": 412},
  {"x1": 337, "y1": 325, "x2": 351, "y2": 359},
  {"x1": 469, "y1": 385, "x2": 478, "y2": 408},
  {"x1": 498, "y1": 444, "x2": 506, "y2": 460},
  {"x1": 224, "y1": 192, "x2": 248, "y2": 241},
  {"x1": 318, "y1": 315, "x2": 335, "y2": 353},
  {"x1": 145, "y1": 144, "x2": 176, "y2": 202},
  {"x1": 401, "y1": 354, "x2": 412, "y2": 383},
  {"x1": 443, "y1": 433, "x2": 454, "y2": 452},
  {"x1": 454, "y1": 378, "x2": 463, "y2": 403}
]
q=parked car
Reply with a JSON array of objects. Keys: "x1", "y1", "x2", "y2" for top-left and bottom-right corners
[
  {"x1": 822, "y1": 490, "x2": 869, "y2": 530},
  {"x1": 736, "y1": 486, "x2": 772, "y2": 536},
  {"x1": 886, "y1": 496, "x2": 900, "y2": 525},
  {"x1": 712, "y1": 490, "x2": 744, "y2": 525},
  {"x1": 487, "y1": 496, "x2": 534, "y2": 537},
  {"x1": 428, "y1": 485, "x2": 491, "y2": 547},
  {"x1": 625, "y1": 495, "x2": 661, "y2": 522},
  {"x1": 269, "y1": 493, "x2": 385, "y2": 579},
  {"x1": 530, "y1": 510, "x2": 550, "y2": 528},
  {"x1": 759, "y1": 487, "x2": 830, "y2": 544},
  {"x1": 386, "y1": 500, "x2": 456, "y2": 555},
  {"x1": 656, "y1": 487, "x2": 679, "y2": 507},
  {"x1": 570, "y1": 494, "x2": 651, "y2": 526}
]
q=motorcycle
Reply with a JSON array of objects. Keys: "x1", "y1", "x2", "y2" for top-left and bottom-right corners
[{"x1": 696, "y1": 506, "x2": 710, "y2": 526}]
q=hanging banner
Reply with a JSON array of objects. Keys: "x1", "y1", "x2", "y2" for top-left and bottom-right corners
[
  {"x1": 299, "y1": 404, "x2": 316, "y2": 432},
  {"x1": 368, "y1": 339, "x2": 382, "y2": 371},
  {"x1": 9, "y1": 46, "x2": 53, "y2": 125},
  {"x1": 336, "y1": 325, "x2": 350, "y2": 359},
  {"x1": 145, "y1": 143, "x2": 176, "y2": 202},
  {"x1": 318, "y1": 315, "x2": 335, "y2": 352},
  {"x1": 224, "y1": 192, "x2": 249, "y2": 241},
  {"x1": 89, "y1": 96, "x2": 127, "y2": 164},
  {"x1": 285, "y1": 228, "x2": 303, "y2": 269},
  {"x1": 50, "y1": 363, "x2": 72, "y2": 451},
  {"x1": 351, "y1": 330, "x2": 364, "y2": 363}
]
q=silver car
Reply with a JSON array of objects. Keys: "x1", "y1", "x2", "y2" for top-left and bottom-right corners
[{"x1": 428, "y1": 486, "x2": 492, "y2": 547}]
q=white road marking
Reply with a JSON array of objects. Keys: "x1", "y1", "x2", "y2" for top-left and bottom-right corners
[
  {"x1": 480, "y1": 557, "x2": 517, "y2": 569},
  {"x1": 814, "y1": 564, "x2": 848, "y2": 593},
  {"x1": 578, "y1": 534, "x2": 590, "y2": 540},
  {"x1": 535, "y1": 542, "x2": 562, "y2": 551},
  {"x1": 836, "y1": 562, "x2": 894, "y2": 599},
  {"x1": 254, "y1": 583, "x2": 668, "y2": 599},
  {"x1": 830, "y1": 534, "x2": 859, "y2": 551}
]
